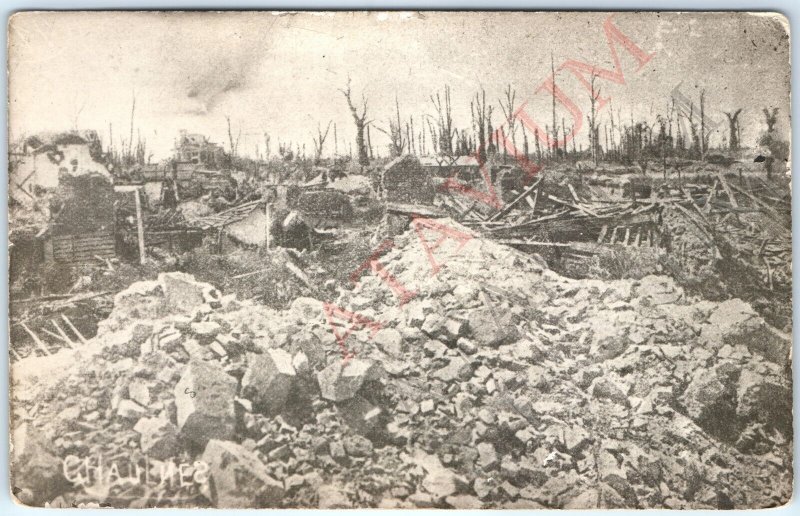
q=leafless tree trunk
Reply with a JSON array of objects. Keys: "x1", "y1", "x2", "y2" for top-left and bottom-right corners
[
  {"x1": 763, "y1": 107, "x2": 778, "y2": 132},
  {"x1": 550, "y1": 53, "x2": 559, "y2": 161},
  {"x1": 499, "y1": 84, "x2": 518, "y2": 161},
  {"x1": 431, "y1": 85, "x2": 455, "y2": 155},
  {"x1": 312, "y1": 121, "x2": 332, "y2": 164},
  {"x1": 376, "y1": 96, "x2": 406, "y2": 157},
  {"x1": 587, "y1": 72, "x2": 600, "y2": 167},
  {"x1": 699, "y1": 89, "x2": 707, "y2": 160},
  {"x1": 333, "y1": 123, "x2": 338, "y2": 156},
  {"x1": 724, "y1": 109, "x2": 743, "y2": 151},
  {"x1": 471, "y1": 88, "x2": 489, "y2": 165},
  {"x1": 339, "y1": 77, "x2": 371, "y2": 166}
]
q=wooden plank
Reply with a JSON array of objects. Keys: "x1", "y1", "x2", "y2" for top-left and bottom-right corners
[
  {"x1": 728, "y1": 181, "x2": 785, "y2": 222},
  {"x1": 52, "y1": 320, "x2": 77, "y2": 349},
  {"x1": 596, "y1": 224, "x2": 608, "y2": 244},
  {"x1": 547, "y1": 194, "x2": 600, "y2": 217},
  {"x1": 704, "y1": 180, "x2": 719, "y2": 214},
  {"x1": 524, "y1": 195, "x2": 536, "y2": 208},
  {"x1": 568, "y1": 183, "x2": 580, "y2": 203},
  {"x1": 54, "y1": 245, "x2": 115, "y2": 255},
  {"x1": 21, "y1": 322, "x2": 52, "y2": 356},
  {"x1": 41, "y1": 327, "x2": 70, "y2": 345},
  {"x1": 529, "y1": 184, "x2": 540, "y2": 215},
  {"x1": 681, "y1": 188, "x2": 710, "y2": 225},
  {"x1": 496, "y1": 239, "x2": 573, "y2": 247},
  {"x1": 61, "y1": 314, "x2": 89, "y2": 345},
  {"x1": 623, "y1": 227, "x2": 631, "y2": 246},
  {"x1": 609, "y1": 226, "x2": 619, "y2": 244},
  {"x1": 633, "y1": 228, "x2": 641, "y2": 247},
  {"x1": 487, "y1": 177, "x2": 542, "y2": 222},
  {"x1": 716, "y1": 171, "x2": 739, "y2": 208}
]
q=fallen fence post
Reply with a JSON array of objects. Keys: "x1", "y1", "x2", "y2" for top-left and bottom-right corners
[
  {"x1": 21, "y1": 322, "x2": 52, "y2": 356},
  {"x1": 52, "y1": 320, "x2": 77, "y2": 349},
  {"x1": 61, "y1": 314, "x2": 89, "y2": 345}
]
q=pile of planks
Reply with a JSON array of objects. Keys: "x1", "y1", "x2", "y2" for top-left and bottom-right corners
[
  {"x1": 184, "y1": 199, "x2": 265, "y2": 231},
  {"x1": 438, "y1": 170, "x2": 790, "y2": 287}
]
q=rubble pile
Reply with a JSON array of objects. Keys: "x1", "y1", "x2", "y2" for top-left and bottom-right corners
[{"x1": 10, "y1": 222, "x2": 792, "y2": 508}]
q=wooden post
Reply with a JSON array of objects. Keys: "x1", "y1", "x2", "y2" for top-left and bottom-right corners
[
  {"x1": 61, "y1": 314, "x2": 89, "y2": 345},
  {"x1": 134, "y1": 188, "x2": 146, "y2": 265},
  {"x1": 52, "y1": 320, "x2": 77, "y2": 349},
  {"x1": 21, "y1": 322, "x2": 51, "y2": 356}
]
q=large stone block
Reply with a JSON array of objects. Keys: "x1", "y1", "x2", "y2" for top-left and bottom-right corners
[
  {"x1": 241, "y1": 349, "x2": 296, "y2": 414},
  {"x1": 317, "y1": 359, "x2": 383, "y2": 402},
  {"x1": 174, "y1": 360, "x2": 237, "y2": 444},
  {"x1": 159, "y1": 272, "x2": 220, "y2": 315},
  {"x1": 468, "y1": 308, "x2": 518, "y2": 348}
]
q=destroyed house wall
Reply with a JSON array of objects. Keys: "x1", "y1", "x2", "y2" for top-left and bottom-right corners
[
  {"x1": 50, "y1": 173, "x2": 115, "y2": 236},
  {"x1": 295, "y1": 190, "x2": 353, "y2": 228},
  {"x1": 10, "y1": 143, "x2": 111, "y2": 205},
  {"x1": 46, "y1": 172, "x2": 116, "y2": 265},
  {"x1": 382, "y1": 155, "x2": 435, "y2": 206}
]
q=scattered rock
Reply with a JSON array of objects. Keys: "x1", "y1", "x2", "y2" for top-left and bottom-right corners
[
  {"x1": 477, "y1": 442, "x2": 498, "y2": 470},
  {"x1": 174, "y1": 360, "x2": 237, "y2": 444},
  {"x1": 468, "y1": 308, "x2": 518, "y2": 347},
  {"x1": 373, "y1": 328, "x2": 404, "y2": 356},
  {"x1": 201, "y1": 439, "x2": 284, "y2": 508},
  {"x1": 241, "y1": 350, "x2": 296, "y2": 414},
  {"x1": 133, "y1": 416, "x2": 179, "y2": 459},
  {"x1": 317, "y1": 359, "x2": 382, "y2": 402}
]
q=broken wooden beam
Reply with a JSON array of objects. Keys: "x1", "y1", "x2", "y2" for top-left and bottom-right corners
[
  {"x1": 596, "y1": 225, "x2": 608, "y2": 244},
  {"x1": 21, "y1": 322, "x2": 52, "y2": 356},
  {"x1": 716, "y1": 171, "x2": 739, "y2": 208},
  {"x1": 609, "y1": 226, "x2": 619, "y2": 244},
  {"x1": 52, "y1": 320, "x2": 77, "y2": 349},
  {"x1": 547, "y1": 194, "x2": 600, "y2": 217},
  {"x1": 61, "y1": 314, "x2": 89, "y2": 345},
  {"x1": 487, "y1": 177, "x2": 542, "y2": 222}
]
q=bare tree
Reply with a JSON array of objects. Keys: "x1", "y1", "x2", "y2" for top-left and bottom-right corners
[
  {"x1": 521, "y1": 123, "x2": 529, "y2": 158},
  {"x1": 339, "y1": 77, "x2": 371, "y2": 166},
  {"x1": 550, "y1": 53, "x2": 559, "y2": 160},
  {"x1": 426, "y1": 118, "x2": 439, "y2": 155},
  {"x1": 471, "y1": 88, "x2": 490, "y2": 165},
  {"x1": 724, "y1": 109, "x2": 743, "y2": 151},
  {"x1": 226, "y1": 115, "x2": 241, "y2": 159},
  {"x1": 498, "y1": 84, "x2": 518, "y2": 161},
  {"x1": 763, "y1": 107, "x2": 779, "y2": 132},
  {"x1": 376, "y1": 96, "x2": 406, "y2": 157},
  {"x1": 431, "y1": 86, "x2": 455, "y2": 155},
  {"x1": 587, "y1": 71, "x2": 601, "y2": 166},
  {"x1": 699, "y1": 89, "x2": 707, "y2": 160},
  {"x1": 409, "y1": 116, "x2": 416, "y2": 155},
  {"x1": 312, "y1": 121, "x2": 332, "y2": 163}
]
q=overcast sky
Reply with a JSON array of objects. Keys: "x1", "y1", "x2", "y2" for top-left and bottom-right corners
[{"x1": 8, "y1": 11, "x2": 790, "y2": 160}]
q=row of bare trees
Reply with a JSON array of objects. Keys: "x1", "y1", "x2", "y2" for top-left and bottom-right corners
[{"x1": 211, "y1": 78, "x2": 781, "y2": 169}]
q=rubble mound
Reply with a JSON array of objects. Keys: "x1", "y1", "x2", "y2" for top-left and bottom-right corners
[{"x1": 10, "y1": 221, "x2": 792, "y2": 508}]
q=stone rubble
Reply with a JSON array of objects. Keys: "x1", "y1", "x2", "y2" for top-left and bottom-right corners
[{"x1": 9, "y1": 220, "x2": 793, "y2": 508}]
